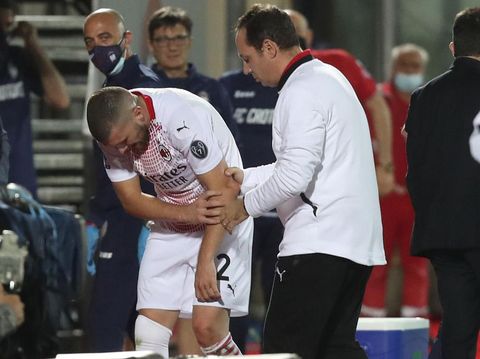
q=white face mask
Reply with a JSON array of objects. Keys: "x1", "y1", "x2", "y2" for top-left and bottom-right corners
[
  {"x1": 469, "y1": 111, "x2": 480, "y2": 163},
  {"x1": 394, "y1": 73, "x2": 424, "y2": 93}
]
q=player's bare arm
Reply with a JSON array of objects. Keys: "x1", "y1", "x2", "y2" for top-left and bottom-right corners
[
  {"x1": 195, "y1": 159, "x2": 240, "y2": 302},
  {"x1": 112, "y1": 175, "x2": 223, "y2": 224}
]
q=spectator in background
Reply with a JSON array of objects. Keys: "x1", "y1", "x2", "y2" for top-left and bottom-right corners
[
  {"x1": 405, "y1": 7, "x2": 480, "y2": 358},
  {"x1": 83, "y1": 8, "x2": 163, "y2": 352},
  {"x1": 285, "y1": 9, "x2": 394, "y2": 196},
  {"x1": 0, "y1": 286, "x2": 24, "y2": 339},
  {"x1": 147, "y1": 6, "x2": 239, "y2": 142},
  {"x1": 469, "y1": 110, "x2": 480, "y2": 163},
  {"x1": 362, "y1": 43, "x2": 430, "y2": 318},
  {"x1": 0, "y1": 0, "x2": 69, "y2": 197},
  {"x1": 219, "y1": 57, "x2": 281, "y2": 353}
]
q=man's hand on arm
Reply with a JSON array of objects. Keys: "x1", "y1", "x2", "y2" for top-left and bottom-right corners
[
  {"x1": 113, "y1": 176, "x2": 221, "y2": 224},
  {"x1": 194, "y1": 161, "x2": 241, "y2": 302}
]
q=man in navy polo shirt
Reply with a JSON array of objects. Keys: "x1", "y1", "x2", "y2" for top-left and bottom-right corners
[
  {"x1": 147, "y1": 6, "x2": 239, "y2": 143},
  {"x1": 83, "y1": 8, "x2": 163, "y2": 352}
]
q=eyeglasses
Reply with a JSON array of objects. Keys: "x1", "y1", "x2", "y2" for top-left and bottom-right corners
[{"x1": 152, "y1": 34, "x2": 190, "y2": 47}]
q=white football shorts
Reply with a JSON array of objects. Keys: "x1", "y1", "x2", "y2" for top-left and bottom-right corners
[{"x1": 137, "y1": 217, "x2": 253, "y2": 318}]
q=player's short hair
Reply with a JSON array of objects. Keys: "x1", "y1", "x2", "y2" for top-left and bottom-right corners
[
  {"x1": 236, "y1": 4, "x2": 299, "y2": 51},
  {"x1": 148, "y1": 6, "x2": 192, "y2": 40},
  {"x1": 453, "y1": 7, "x2": 480, "y2": 57},
  {"x1": 86, "y1": 86, "x2": 133, "y2": 143}
]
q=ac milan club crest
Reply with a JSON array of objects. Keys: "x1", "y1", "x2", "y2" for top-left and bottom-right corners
[{"x1": 158, "y1": 145, "x2": 172, "y2": 161}]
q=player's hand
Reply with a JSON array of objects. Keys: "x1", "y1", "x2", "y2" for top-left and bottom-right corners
[
  {"x1": 224, "y1": 167, "x2": 244, "y2": 185},
  {"x1": 375, "y1": 166, "x2": 395, "y2": 196},
  {"x1": 187, "y1": 191, "x2": 224, "y2": 225},
  {"x1": 220, "y1": 197, "x2": 249, "y2": 234},
  {"x1": 195, "y1": 259, "x2": 221, "y2": 302},
  {"x1": 0, "y1": 287, "x2": 25, "y2": 326}
]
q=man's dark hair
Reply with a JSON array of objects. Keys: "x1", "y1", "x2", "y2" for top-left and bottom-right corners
[
  {"x1": 86, "y1": 86, "x2": 132, "y2": 143},
  {"x1": 453, "y1": 7, "x2": 480, "y2": 57},
  {"x1": 235, "y1": 4, "x2": 299, "y2": 51},
  {"x1": 148, "y1": 6, "x2": 192, "y2": 40}
]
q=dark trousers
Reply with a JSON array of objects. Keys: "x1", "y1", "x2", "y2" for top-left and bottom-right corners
[
  {"x1": 429, "y1": 250, "x2": 480, "y2": 359},
  {"x1": 87, "y1": 208, "x2": 143, "y2": 352},
  {"x1": 230, "y1": 215, "x2": 283, "y2": 351},
  {"x1": 263, "y1": 253, "x2": 371, "y2": 359}
]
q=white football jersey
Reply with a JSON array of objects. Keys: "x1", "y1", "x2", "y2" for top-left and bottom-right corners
[{"x1": 100, "y1": 87, "x2": 243, "y2": 233}]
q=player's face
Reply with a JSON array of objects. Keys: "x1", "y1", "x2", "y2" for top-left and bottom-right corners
[
  {"x1": 107, "y1": 110, "x2": 150, "y2": 155},
  {"x1": 150, "y1": 24, "x2": 191, "y2": 73},
  {"x1": 83, "y1": 13, "x2": 124, "y2": 52},
  {"x1": 235, "y1": 28, "x2": 276, "y2": 87}
]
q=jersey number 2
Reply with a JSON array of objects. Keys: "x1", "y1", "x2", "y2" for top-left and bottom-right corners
[{"x1": 216, "y1": 253, "x2": 230, "y2": 281}]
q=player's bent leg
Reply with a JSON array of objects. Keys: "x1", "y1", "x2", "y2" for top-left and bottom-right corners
[
  {"x1": 135, "y1": 308, "x2": 179, "y2": 358},
  {"x1": 192, "y1": 306, "x2": 241, "y2": 355}
]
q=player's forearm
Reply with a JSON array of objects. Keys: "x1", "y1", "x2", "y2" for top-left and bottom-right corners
[
  {"x1": 198, "y1": 224, "x2": 227, "y2": 263},
  {"x1": 119, "y1": 192, "x2": 191, "y2": 223},
  {"x1": 367, "y1": 92, "x2": 393, "y2": 166}
]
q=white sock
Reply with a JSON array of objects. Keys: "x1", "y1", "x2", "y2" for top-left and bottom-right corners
[
  {"x1": 200, "y1": 332, "x2": 242, "y2": 356},
  {"x1": 135, "y1": 314, "x2": 171, "y2": 358}
]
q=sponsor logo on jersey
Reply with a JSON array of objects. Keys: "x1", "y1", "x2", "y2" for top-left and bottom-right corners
[
  {"x1": 190, "y1": 140, "x2": 208, "y2": 159},
  {"x1": 158, "y1": 145, "x2": 172, "y2": 161},
  {"x1": 233, "y1": 90, "x2": 255, "y2": 98},
  {"x1": 144, "y1": 164, "x2": 187, "y2": 183}
]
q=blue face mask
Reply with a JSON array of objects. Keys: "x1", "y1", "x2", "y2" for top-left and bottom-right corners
[
  {"x1": 88, "y1": 35, "x2": 126, "y2": 76},
  {"x1": 394, "y1": 73, "x2": 424, "y2": 93}
]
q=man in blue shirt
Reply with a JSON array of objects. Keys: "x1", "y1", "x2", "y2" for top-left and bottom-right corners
[
  {"x1": 219, "y1": 70, "x2": 282, "y2": 352},
  {"x1": 83, "y1": 8, "x2": 163, "y2": 352},
  {"x1": 147, "y1": 6, "x2": 239, "y2": 143},
  {"x1": 0, "y1": 0, "x2": 69, "y2": 197}
]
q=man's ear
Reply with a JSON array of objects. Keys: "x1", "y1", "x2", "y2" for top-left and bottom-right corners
[
  {"x1": 124, "y1": 30, "x2": 133, "y2": 50},
  {"x1": 262, "y1": 39, "x2": 278, "y2": 59},
  {"x1": 133, "y1": 105, "x2": 148, "y2": 124},
  {"x1": 449, "y1": 41, "x2": 455, "y2": 57}
]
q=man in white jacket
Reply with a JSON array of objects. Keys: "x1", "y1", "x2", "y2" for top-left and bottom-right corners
[{"x1": 212, "y1": 4, "x2": 386, "y2": 359}]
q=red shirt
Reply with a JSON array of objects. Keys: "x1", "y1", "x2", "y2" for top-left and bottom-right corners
[
  {"x1": 381, "y1": 82, "x2": 409, "y2": 186},
  {"x1": 311, "y1": 48, "x2": 377, "y2": 104}
]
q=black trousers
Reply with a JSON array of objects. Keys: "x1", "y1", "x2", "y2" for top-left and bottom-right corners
[
  {"x1": 263, "y1": 253, "x2": 372, "y2": 359},
  {"x1": 429, "y1": 249, "x2": 480, "y2": 359}
]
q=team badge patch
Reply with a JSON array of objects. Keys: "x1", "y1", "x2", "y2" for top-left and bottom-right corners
[
  {"x1": 190, "y1": 140, "x2": 208, "y2": 159},
  {"x1": 158, "y1": 145, "x2": 172, "y2": 161}
]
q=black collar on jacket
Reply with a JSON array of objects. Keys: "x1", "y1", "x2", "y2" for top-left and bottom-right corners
[{"x1": 451, "y1": 56, "x2": 480, "y2": 75}]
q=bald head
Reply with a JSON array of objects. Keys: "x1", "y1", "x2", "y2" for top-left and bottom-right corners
[
  {"x1": 83, "y1": 8, "x2": 129, "y2": 53},
  {"x1": 84, "y1": 8, "x2": 125, "y2": 34},
  {"x1": 284, "y1": 9, "x2": 313, "y2": 48},
  {"x1": 87, "y1": 86, "x2": 135, "y2": 143}
]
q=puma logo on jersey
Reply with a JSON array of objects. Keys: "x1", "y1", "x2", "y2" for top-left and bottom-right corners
[
  {"x1": 227, "y1": 283, "x2": 236, "y2": 296},
  {"x1": 176, "y1": 121, "x2": 190, "y2": 132},
  {"x1": 276, "y1": 267, "x2": 286, "y2": 282}
]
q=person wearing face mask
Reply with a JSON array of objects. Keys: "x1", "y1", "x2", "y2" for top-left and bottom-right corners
[
  {"x1": 83, "y1": 8, "x2": 164, "y2": 352},
  {"x1": 0, "y1": 0, "x2": 69, "y2": 197},
  {"x1": 362, "y1": 43, "x2": 430, "y2": 318}
]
